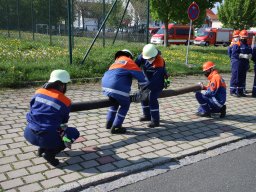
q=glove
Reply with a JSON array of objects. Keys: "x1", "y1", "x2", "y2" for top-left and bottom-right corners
[
  {"x1": 130, "y1": 89, "x2": 150, "y2": 103},
  {"x1": 62, "y1": 135, "x2": 72, "y2": 149},
  {"x1": 239, "y1": 53, "x2": 249, "y2": 59},
  {"x1": 60, "y1": 124, "x2": 68, "y2": 131},
  {"x1": 248, "y1": 54, "x2": 252, "y2": 60},
  {"x1": 164, "y1": 77, "x2": 171, "y2": 89},
  {"x1": 198, "y1": 82, "x2": 204, "y2": 89},
  {"x1": 130, "y1": 91, "x2": 141, "y2": 103}
]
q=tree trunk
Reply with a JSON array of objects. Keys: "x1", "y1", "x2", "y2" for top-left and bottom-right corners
[{"x1": 164, "y1": 21, "x2": 168, "y2": 47}]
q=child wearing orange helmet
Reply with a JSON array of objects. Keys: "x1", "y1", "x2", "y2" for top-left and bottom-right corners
[
  {"x1": 195, "y1": 61, "x2": 226, "y2": 118},
  {"x1": 229, "y1": 30, "x2": 252, "y2": 97}
]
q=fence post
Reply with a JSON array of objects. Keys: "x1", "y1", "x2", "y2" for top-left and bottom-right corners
[
  {"x1": 31, "y1": 0, "x2": 35, "y2": 40},
  {"x1": 81, "y1": 0, "x2": 118, "y2": 65},
  {"x1": 67, "y1": 0, "x2": 72, "y2": 64},
  {"x1": 102, "y1": 0, "x2": 106, "y2": 47},
  {"x1": 17, "y1": 0, "x2": 21, "y2": 39},
  {"x1": 49, "y1": 0, "x2": 52, "y2": 45},
  {"x1": 6, "y1": 0, "x2": 10, "y2": 37},
  {"x1": 146, "y1": 0, "x2": 149, "y2": 44},
  {"x1": 112, "y1": 0, "x2": 130, "y2": 45}
]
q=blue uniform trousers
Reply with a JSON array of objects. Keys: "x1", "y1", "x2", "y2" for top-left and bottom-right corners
[
  {"x1": 230, "y1": 61, "x2": 238, "y2": 94},
  {"x1": 141, "y1": 90, "x2": 162, "y2": 123},
  {"x1": 24, "y1": 126, "x2": 79, "y2": 150},
  {"x1": 106, "y1": 97, "x2": 130, "y2": 128},
  {"x1": 253, "y1": 64, "x2": 256, "y2": 96},
  {"x1": 195, "y1": 92, "x2": 222, "y2": 114}
]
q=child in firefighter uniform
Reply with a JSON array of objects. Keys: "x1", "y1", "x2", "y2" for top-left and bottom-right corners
[
  {"x1": 102, "y1": 49, "x2": 148, "y2": 134},
  {"x1": 230, "y1": 30, "x2": 252, "y2": 97},
  {"x1": 24, "y1": 70, "x2": 80, "y2": 166},
  {"x1": 252, "y1": 40, "x2": 256, "y2": 97},
  {"x1": 228, "y1": 30, "x2": 240, "y2": 59},
  {"x1": 135, "y1": 44, "x2": 169, "y2": 127},
  {"x1": 195, "y1": 61, "x2": 226, "y2": 118}
]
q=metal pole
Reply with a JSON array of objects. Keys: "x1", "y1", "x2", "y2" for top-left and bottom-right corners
[
  {"x1": 31, "y1": 0, "x2": 35, "y2": 40},
  {"x1": 185, "y1": 19, "x2": 192, "y2": 65},
  {"x1": 67, "y1": 0, "x2": 72, "y2": 64},
  {"x1": 102, "y1": 0, "x2": 106, "y2": 47},
  {"x1": 70, "y1": 84, "x2": 202, "y2": 112},
  {"x1": 71, "y1": 0, "x2": 74, "y2": 48},
  {"x1": 17, "y1": 0, "x2": 21, "y2": 39},
  {"x1": 6, "y1": 0, "x2": 10, "y2": 37},
  {"x1": 146, "y1": 0, "x2": 150, "y2": 43},
  {"x1": 112, "y1": 0, "x2": 130, "y2": 45},
  {"x1": 81, "y1": 0, "x2": 118, "y2": 64},
  {"x1": 49, "y1": 0, "x2": 52, "y2": 45}
]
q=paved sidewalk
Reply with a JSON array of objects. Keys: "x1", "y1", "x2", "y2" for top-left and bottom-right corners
[{"x1": 0, "y1": 73, "x2": 255, "y2": 192}]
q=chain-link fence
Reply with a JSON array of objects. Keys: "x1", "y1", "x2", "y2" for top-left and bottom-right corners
[{"x1": 0, "y1": 0, "x2": 155, "y2": 49}]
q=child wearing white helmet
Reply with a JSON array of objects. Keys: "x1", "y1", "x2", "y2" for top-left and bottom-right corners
[
  {"x1": 135, "y1": 44, "x2": 169, "y2": 127},
  {"x1": 24, "y1": 70, "x2": 80, "y2": 166}
]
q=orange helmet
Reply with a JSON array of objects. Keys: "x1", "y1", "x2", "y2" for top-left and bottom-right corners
[
  {"x1": 239, "y1": 30, "x2": 248, "y2": 38},
  {"x1": 203, "y1": 61, "x2": 215, "y2": 71},
  {"x1": 232, "y1": 30, "x2": 240, "y2": 37}
]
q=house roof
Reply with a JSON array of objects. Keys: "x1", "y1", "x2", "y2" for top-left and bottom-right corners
[{"x1": 206, "y1": 9, "x2": 218, "y2": 20}]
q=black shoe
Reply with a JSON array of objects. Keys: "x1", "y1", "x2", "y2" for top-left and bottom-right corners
[
  {"x1": 196, "y1": 112, "x2": 211, "y2": 117},
  {"x1": 37, "y1": 148, "x2": 45, "y2": 157},
  {"x1": 139, "y1": 116, "x2": 151, "y2": 122},
  {"x1": 231, "y1": 93, "x2": 240, "y2": 97},
  {"x1": 220, "y1": 105, "x2": 226, "y2": 118},
  {"x1": 106, "y1": 121, "x2": 113, "y2": 129},
  {"x1": 43, "y1": 153, "x2": 59, "y2": 166},
  {"x1": 252, "y1": 94, "x2": 256, "y2": 98},
  {"x1": 147, "y1": 121, "x2": 160, "y2": 128},
  {"x1": 110, "y1": 126, "x2": 127, "y2": 134},
  {"x1": 240, "y1": 93, "x2": 247, "y2": 97}
]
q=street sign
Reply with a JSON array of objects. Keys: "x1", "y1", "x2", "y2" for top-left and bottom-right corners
[{"x1": 188, "y1": 2, "x2": 200, "y2": 21}]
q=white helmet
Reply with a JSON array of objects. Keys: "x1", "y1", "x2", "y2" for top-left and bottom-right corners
[
  {"x1": 142, "y1": 44, "x2": 158, "y2": 59},
  {"x1": 48, "y1": 69, "x2": 71, "y2": 83}
]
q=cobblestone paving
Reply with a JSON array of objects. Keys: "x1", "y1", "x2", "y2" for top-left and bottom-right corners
[{"x1": 0, "y1": 73, "x2": 255, "y2": 191}]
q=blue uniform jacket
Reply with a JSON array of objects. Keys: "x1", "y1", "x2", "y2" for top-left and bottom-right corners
[
  {"x1": 231, "y1": 41, "x2": 252, "y2": 66},
  {"x1": 102, "y1": 56, "x2": 148, "y2": 101},
  {"x1": 26, "y1": 88, "x2": 71, "y2": 132},
  {"x1": 135, "y1": 53, "x2": 166, "y2": 91},
  {"x1": 203, "y1": 70, "x2": 226, "y2": 107}
]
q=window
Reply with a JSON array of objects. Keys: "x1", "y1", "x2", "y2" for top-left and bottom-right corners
[
  {"x1": 176, "y1": 28, "x2": 193, "y2": 35},
  {"x1": 168, "y1": 28, "x2": 174, "y2": 35}
]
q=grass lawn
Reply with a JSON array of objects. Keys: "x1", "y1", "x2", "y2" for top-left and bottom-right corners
[{"x1": 0, "y1": 31, "x2": 254, "y2": 88}]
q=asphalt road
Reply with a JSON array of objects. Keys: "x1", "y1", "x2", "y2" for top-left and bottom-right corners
[{"x1": 113, "y1": 142, "x2": 256, "y2": 192}]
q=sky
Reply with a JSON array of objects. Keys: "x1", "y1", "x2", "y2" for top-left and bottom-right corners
[{"x1": 211, "y1": 2, "x2": 221, "y2": 14}]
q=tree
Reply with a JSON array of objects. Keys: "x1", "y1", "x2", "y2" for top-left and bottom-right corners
[
  {"x1": 218, "y1": 0, "x2": 256, "y2": 30},
  {"x1": 0, "y1": 0, "x2": 68, "y2": 32},
  {"x1": 150, "y1": 0, "x2": 221, "y2": 46}
]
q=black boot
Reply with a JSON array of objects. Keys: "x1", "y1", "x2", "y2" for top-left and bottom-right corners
[
  {"x1": 148, "y1": 121, "x2": 160, "y2": 128},
  {"x1": 37, "y1": 148, "x2": 45, "y2": 157},
  {"x1": 43, "y1": 150, "x2": 59, "y2": 166},
  {"x1": 110, "y1": 126, "x2": 127, "y2": 134},
  {"x1": 220, "y1": 105, "x2": 226, "y2": 118},
  {"x1": 139, "y1": 116, "x2": 151, "y2": 122},
  {"x1": 196, "y1": 112, "x2": 211, "y2": 117},
  {"x1": 106, "y1": 121, "x2": 113, "y2": 129}
]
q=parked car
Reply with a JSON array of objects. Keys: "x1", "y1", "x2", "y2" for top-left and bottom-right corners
[{"x1": 149, "y1": 27, "x2": 160, "y2": 35}]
